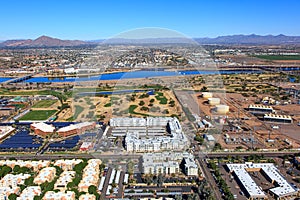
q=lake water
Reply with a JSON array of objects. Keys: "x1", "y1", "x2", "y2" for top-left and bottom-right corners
[
  {"x1": 0, "y1": 77, "x2": 11, "y2": 83},
  {"x1": 20, "y1": 69, "x2": 262, "y2": 83}
]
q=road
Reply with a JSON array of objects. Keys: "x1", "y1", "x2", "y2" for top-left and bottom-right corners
[
  {"x1": 1, "y1": 150, "x2": 298, "y2": 160},
  {"x1": 205, "y1": 150, "x2": 300, "y2": 158},
  {"x1": 0, "y1": 152, "x2": 142, "y2": 160},
  {"x1": 197, "y1": 157, "x2": 223, "y2": 200}
]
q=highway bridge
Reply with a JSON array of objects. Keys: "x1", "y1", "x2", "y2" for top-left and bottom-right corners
[{"x1": 2, "y1": 73, "x2": 35, "y2": 84}]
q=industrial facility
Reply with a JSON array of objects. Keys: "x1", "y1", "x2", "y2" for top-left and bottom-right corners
[
  {"x1": 248, "y1": 105, "x2": 275, "y2": 115},
  {"x1": 263, "y1": 114, "x2": 293, "y2": 124}
]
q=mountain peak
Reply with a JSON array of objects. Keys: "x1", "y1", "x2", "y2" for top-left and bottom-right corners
[
  {"x1": 0, "y1": 35, "x2": 90, "y2": 47},
  {"x1": 35, "y1": 35, "x2": 55, "y2": 40}
]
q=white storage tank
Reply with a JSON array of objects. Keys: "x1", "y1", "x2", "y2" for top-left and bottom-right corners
[
  {"x1": 215, "y1": 105, "x2": 229, "y2": 114},
  {"x1": 208, "y1": 97, "x2": 220, "y2": 105},
  {"x1": 202, "y1": 92, "x2": 213, "y2": 99}
]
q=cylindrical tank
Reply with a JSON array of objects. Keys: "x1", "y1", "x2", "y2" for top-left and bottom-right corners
[
  {"x1": 202, "y1": 92, "x2": 213, "y2": 99},
  {"x1": 216, "y1": 105, "x2": 229, "y2": 114},
  {"x1": 208, "y1": 98, "x2": 220, "y2": 105}
]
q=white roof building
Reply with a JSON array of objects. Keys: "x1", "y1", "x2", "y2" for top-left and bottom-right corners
[
  {"x1": 78, "y1": 159, "x2": 102, "y2": 193},
  {"x1": 34, "y1": 167, "x2": 56, "y2": 185},
  {"x1": 43, "y1": 191, "x2": 75, "y2": 200},
  {"x1": 143, "y1": 152, "x2": 198, "y2": 176},
  {"x1": 79, "y1": 194, "x2": 96, "y2": 200},
  {"x1": 263, "y1": 114, "x2": 293, "y2": 123},
  {"x1": 31, "y1": 122, "x2": 55, "y2": 133},
  {"x1": 0, "y1": 173, "x2": 30, "y2": 188},
  {"x1": 0, "y1": 160, "x2": 50, "y2": 171},
  {"x1": 17, "y1": 186, "x2": 41, "y2": 200},
  {"x1": 248, "y1": 104, "x2": 274, "y2": 112},
  {"x1": 111, "y1": 117, "x2": 188, "y2": 152},
  {"x1": 57, "y1": 122, "x2": 95, "y2": 132},
  {"x1": 0, "y1": 187, "x2": 20, "y2": 200},
  {"x1": 54, "y1": 159, "x2": 82, "y2": 171},
  {"x1": 227, "y1": 162, "x2": 299, "y2": 199},
  {"x1": 54, "y1": 171, "x2": 76, "y2": 191},
  {"x1": 0, "y1": 126, "x2": 15, "y2": 140}
]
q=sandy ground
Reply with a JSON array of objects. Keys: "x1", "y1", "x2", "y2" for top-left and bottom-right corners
[{"x1": 57, "y1": 90, "x2": 182, "y2": 123}]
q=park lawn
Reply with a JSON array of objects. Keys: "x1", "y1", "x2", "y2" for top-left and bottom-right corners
[
  {"x1": 32, "y1": 100, "x2": 57, "y2": 108},
  {"x1": 155, "y1": 92, "x2": 168, "y2": 104},
  {"x1": 128, "y1": 105, "x2": 152, "y2": 117},
  {"x1": 104, "y1": 102, "x2": 112, "y2": 107},
  {"x1": 19, "y1": 110, "x2": 57, "y2": 121},
  {"x1": 254, "y1": 55, "x2": 300, "y2": 60},
  {"x1": 11, "y1": 104, "x2": 25, "y2": 109},
  {"x1": 67, "y1": 105, "x2": 84, "y2": 121}
]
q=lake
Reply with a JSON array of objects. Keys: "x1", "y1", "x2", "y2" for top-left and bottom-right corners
[{"x1": 20, "y1": 69, "x2": 263, "y2": 83}]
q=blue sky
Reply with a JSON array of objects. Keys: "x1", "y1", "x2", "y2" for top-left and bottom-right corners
[{"x1": 0, "y1": 0, "x2": 299, "y2": 40}]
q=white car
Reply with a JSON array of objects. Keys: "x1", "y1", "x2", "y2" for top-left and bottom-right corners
[{"x1": 272, "y1": 125, "x2": 279, "y2": 129}]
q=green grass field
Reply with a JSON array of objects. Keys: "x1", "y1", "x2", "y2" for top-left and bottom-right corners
[
  {"x1": 104, "y1": 102, "x2": 112, "y2": 107},
  {"x1": 67, "y1": 105, "x2": 84, "y2": 121},
  {"x1": 19, "y1": 110, "x2": 57, "y2": 121},
  {"x1": 32, "y1": 100, "x2": 57, "y2": 108},
  {"x1": 11, "y1": 104, "x2": 26, "y2": 109},
  {"x1": 254, "y1": 55, "x2": 300, "y2": 60},
  {"x1": 128, "y1": 105, "x2": 153, "y2": 117},
  {"x1": 155, "y1": 92, "x2": 168, "y2": 104}
]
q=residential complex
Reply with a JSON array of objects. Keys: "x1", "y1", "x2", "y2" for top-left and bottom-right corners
[
  {"x1": 110, "y1": 117, "x2": 189, "y2": 152},
  {"x1": 142, "y1": 152, "x2": 198, "y2": 176},
  {"x1": 18, "y1": 186, "x2": 42, "y2": 200},
  {"x1": 227, "y1": 162, "x2": 299, "y2": 200},
  {"x1": 0, "y1": 160, "x2": 50, "y2": 171},
  {"x1": 79, "y1": 194, "x2": 96, "y2": 200},
  {"x1": 78, "y1": 159, "x2": 102, "y2": 193},
  {"x1": 43, "y1": 191, "x2": 75, "y2": 200},
  {"x1": 34, "y1": 167, "x2": 56, "y2": 185},
  {"x1": 54, "y1": 159, "x2": 82, "y2": 171},
  {"x1": 54, "y1": 171, "x2": 76, "y2": 191}
]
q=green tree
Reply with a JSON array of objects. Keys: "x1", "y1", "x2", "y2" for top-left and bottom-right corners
[
  {"x1": 194, "y1": 135, "x2": 204, "y2": 144},
  {"x1": 0, "y1": 165, "x2": 12, "y2": 178},
  {"x1": 24, "y1": 176, "x2": 34, "y2": 186},
  {"x1": 8, "y1": 193, "x2": 18, "y2": 200},
  {"x1": 13, "y1": 165, "x2": 21, "y2": 173},
  {"x1": 139, "y1": 100, "x2": 145, "y2": 106}
]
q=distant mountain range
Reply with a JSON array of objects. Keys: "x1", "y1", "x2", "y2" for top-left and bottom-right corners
[
  {"x1": 1, "y1": 34, "x2": 300, "y2": 47},
  {"x1": 194, "y1": 34, "x2": 300, "y2": 45},
  {"x1": 0, "y1": 36, "x2": 90, "y2": 47}
]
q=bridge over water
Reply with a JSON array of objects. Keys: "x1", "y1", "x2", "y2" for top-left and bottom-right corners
[{"x1": 2, "y1": 73, "x2": 36, "y2": 84}]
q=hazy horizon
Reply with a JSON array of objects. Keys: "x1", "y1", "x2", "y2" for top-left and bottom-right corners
[
  {"x1": 0, "y1": 0, "x2": 300, "y2": 40},
  {"x1": 1, "y1": 33, "x2": 300, "y2": 42}
]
